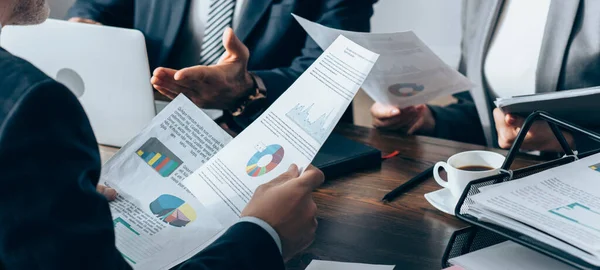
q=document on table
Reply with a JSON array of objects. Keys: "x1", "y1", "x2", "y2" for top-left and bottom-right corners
[
  {"x1": 100, "y1": 95, "x2": 232, "y2": 269},
  {"x1": 467, "y1": 152, "x2": 600, "y2": 266},
  {"x1": 293, "y1": 14, "x2": 474, "y2": 108},
  {"x1": 449, "y1": 241, "x2": 577, "y2": 270},
  {"x1": 305, "y1": 260, "x2": 394, "y2": 270},
  {"x1": 182, "y1": 35, "x2": 379, "y2": 225}
]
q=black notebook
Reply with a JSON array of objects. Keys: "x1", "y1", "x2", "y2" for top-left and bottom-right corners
[{"x1": 312, "y1": 133, "x2": 381, "y2": 178}]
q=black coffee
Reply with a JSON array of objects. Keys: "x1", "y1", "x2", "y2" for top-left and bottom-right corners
[{"x1": 457, "y1": 165, "x2": 494, "y2": 172}]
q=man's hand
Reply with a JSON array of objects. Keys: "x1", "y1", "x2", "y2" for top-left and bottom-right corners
[
  {"x1": 241, "y1": 164, "x2": 324, "y2": 262},
  {"x1": 68, "y1": 17, "x2": 102, "y2": 25},
  {"x1": 151, "y1": 28, "x2": 255, "y2": 110},
  {"x1": 96, "y1": 184, "x2": 117, "y2": 201},
  {"x1": 493, "y1": 108, "x2": 574, "y2": 151},
  {"x1": 371, "y1": 102, "x2": 435, "y2": 135}
]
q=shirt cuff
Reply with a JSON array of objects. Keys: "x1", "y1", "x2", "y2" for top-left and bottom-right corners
[{"x1": 238, "y1": 216, "x2": 282, "y2": 254}]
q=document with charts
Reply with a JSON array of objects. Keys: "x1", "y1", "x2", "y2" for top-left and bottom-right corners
[
  {"x1": 293, "y1": 14, "x2": 474, "y2": 108},
  {"x1": 101, "y1": 36, "x2": 378, "y2": 269},
  {"x1": 468, "y1": 152, "x2": 600, "y2": 266},
  {"x1": 100, "y1": 95, "x2": 232, "y2": 269},
  {"x1": 182, "y1": 35, "x2": 379, "y2": 225}
]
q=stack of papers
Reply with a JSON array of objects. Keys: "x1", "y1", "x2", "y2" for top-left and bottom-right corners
[{"x1": 465, "y1": 153, "x2": 600, "y2": 267}]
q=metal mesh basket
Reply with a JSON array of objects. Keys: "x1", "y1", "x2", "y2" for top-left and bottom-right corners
[{"x1": 441, "y1": 112, "x2": 600, "y2": 269}]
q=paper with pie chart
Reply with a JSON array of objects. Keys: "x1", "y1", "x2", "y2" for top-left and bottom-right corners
[
  {"x1": 98, "y1": 95, "x2": 229, "y2": 270},
  {"x1": 183, "y1": 35, "x2": 379, "y2": 225},
  {"x1": 294, "y1": 14, "x2": 474, "y2": 108},
  {"x1": 246, "y1": 144, "x2": 285, "y2": 177},
  {"x1": 150, "y1": 194, "x2": 197, "y2": 227}
]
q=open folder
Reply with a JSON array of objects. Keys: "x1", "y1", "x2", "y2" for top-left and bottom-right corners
[{"x1": 495, "y1": 86, "x2": 600, "y2": 126}]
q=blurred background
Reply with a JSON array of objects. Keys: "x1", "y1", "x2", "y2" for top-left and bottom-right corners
[{"x1": 47, "y1": 0, "x2": 462, "y2": 127}]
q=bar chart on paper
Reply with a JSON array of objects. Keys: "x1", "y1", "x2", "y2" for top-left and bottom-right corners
[
  {"x1": 550, "y1": 203, "x2": 600, "y2": 233},
  {"x1": 137, "y1": 137, "x2": 183, "y2": 177}
]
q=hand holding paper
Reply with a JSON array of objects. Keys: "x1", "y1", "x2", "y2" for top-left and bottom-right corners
[
  {"x1": 183, "y1": 35, "x2": 379, "y2": 225},
  {"x1": 102, "y1": 35, "x2": 379, "y2": 269},
  {"x1": 294, "y1": 14, "x2": 474, "y2": 109},
  {"x1": 370, "y1": 103, "x2": 435, "y2": 134},
  {"x1": 242, "y1": 164, "x2": 324, "y2": 261}
]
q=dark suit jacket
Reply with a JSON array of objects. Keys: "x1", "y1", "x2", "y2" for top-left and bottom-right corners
[
  {"x1": 0, "y1": 47, "x2": 283, "y2": 269},
  {"x1": 66, "y1": 0, "x2": 376, "y2": 109},
  {"x1": 429, "y1": 0, "x2": 600, "y2": 152}
]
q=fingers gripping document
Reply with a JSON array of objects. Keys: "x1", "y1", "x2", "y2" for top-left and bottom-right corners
[
  {"x1": 102, "y1": 36, "x2": 378, "y2": 269},
  {"x1": 294, "y1": 14, "x2": 474, "y2": 108},
  {"x1": 182, "y1": 35, "x2": 379, "y2": 225}
]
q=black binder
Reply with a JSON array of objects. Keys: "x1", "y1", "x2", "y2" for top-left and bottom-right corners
[
  {"x1": 442, "y1": 111, "x2": 600, "y2": 270},
  {"x1": 313, "y1": 133, "x2": 381, "y2": 178}
]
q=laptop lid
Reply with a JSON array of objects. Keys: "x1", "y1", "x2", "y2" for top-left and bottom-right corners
[{"x1": 1, "y1": 19, "x2": 156, "y2": 147}]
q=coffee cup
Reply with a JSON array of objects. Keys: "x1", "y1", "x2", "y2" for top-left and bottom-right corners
[{"x1": 433, "y1": 150, "x2": 505, "y2": 199}]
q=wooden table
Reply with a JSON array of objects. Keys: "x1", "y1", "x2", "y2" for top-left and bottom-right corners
[{"x1": 100, "y1": 124, "x2": 543, "y2": 270}]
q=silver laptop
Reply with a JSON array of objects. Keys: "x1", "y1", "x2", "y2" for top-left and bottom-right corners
[{"x1": 1, "y1": 19, "x2": 156, "y2": 147}]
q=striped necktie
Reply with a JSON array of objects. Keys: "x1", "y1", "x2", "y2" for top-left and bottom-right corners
[{"x1": 199, "y1": 0, "x2": 237, "y2": 65}]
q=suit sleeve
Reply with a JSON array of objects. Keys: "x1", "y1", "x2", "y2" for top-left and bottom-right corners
[
  {"x1": 66, "y1": 0, "x2": 135, "y2": 28},
  {"x1": 428, "y1": 91, "x2": 487, "y2": 146},
  {"x1": 178, "y1": 222, "x2": 285, "y2": 270},
  {"x1": 0, "y1": 81, "x2": 284, "y2": 269},
  {"x1": 251, "y1": 0, "x2": 377, "y2": 105},
  {"x1": 425, "y1": 0, "x2": 486, "y2": 146},
  {"x1": 0, "y1": 80, "x2": 131, "y2": 269}
]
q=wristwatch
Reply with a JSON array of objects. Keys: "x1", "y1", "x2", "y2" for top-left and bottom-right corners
[{"x1": 231, "y1": 72, "x2": 268, "y2": 117}]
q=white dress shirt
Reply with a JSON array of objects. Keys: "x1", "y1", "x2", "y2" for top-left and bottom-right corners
[
  {"x1": 172, "y1": 0, "x2": 247, "y2": 68},
  {"x1": 484, "y1": 0, "x2": 552, "y2": 98}
]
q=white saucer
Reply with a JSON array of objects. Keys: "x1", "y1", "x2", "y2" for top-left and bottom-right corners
[{"x1": 424, "y1": 188, "x2": 459, "y2": 216}]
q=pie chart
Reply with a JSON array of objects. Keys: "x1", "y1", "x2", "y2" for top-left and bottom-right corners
[
  {"x1": 246, "y1": 144, "x2": 285, "y2": 177},
  {"x1": 149, "y1": 194, "x2": 197, "y2": 227},
  {"x1": 388, "y1": 83, "x2": 425, "y2": 97}
]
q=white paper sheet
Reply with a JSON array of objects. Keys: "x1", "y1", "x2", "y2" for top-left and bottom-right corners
[
  {"x1": 182, "y1": 35, "x2": 379, "y2": 225},
  {"x1": 101, "y1": 95, "x2": 232, "y2": 269},
  {"x1": 449, "y1": 241, "x2": 577, "y2": 270},
  {"x1": 306, "y1": 260, "x2": 394, "y2": 270},
  {"x1": 293, "y1": 14, "x2": 474, "y2": 108}
]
